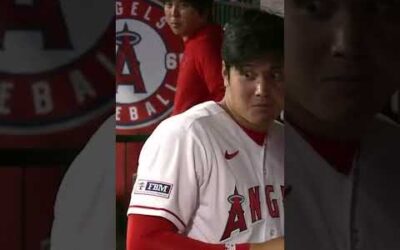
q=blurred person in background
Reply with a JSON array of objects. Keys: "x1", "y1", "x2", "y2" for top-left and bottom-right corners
[
  {"x1": 285, "y1": 0, "x2": 400, "y2": 249},
  {"x1": 163, "y1": 0, "x2": 225, "y2": 115}
]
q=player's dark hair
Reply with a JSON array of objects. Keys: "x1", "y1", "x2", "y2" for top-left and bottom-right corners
[
  {"x1": 222, "y1": 10, "x2": 284, "y2": 70},
  {"x1": 163, "y1": 0, "x2": 213, "y2": 16}
]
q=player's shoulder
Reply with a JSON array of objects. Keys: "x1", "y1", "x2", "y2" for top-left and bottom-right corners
[
  {"x1": 363, "y1": 115, "x2": 400, "y2": 153},
  {"x1": 151, "y1": 101, "x2": 224, "y2": 138},
  {"x1": 191, "y1": 24, "x2": 223, "y2": 51},
  {"x1": 370, "y1": 115, "x2": 400, "y2": 139},
  {"x1": 267, "y1": 120, "x2": 285, "y2": 148},
  {"x1": 196, "y1": 24, "x2": 223, "y2": 41},
  {"x1": 270, "y1": 119, "x2": 284, "y2": 135},
  {"x1": 140, "y1": 102, "x2": 225, "y2": 159}
]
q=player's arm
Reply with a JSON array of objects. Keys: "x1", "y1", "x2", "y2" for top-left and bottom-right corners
[
  {"x1": 127, "y1": 214, "x2": 250, "y2": 250},
  {"x1": 127, "y1": 215, "x2": 284, "y2": 250}
]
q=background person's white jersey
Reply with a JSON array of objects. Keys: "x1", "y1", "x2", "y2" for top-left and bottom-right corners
[
  {"x1": 51, "y1": 116, "x2": 115, "y2": 250},
  {"x1": 285, "y1": 117, "x2": 400, "y2": 250},
  {"x1": 128, "y1": 101, "x2": 284, "y2": 244}
]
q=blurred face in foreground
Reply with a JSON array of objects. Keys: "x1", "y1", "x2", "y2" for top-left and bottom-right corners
[
  {"x1": 285, "y1": 0, "x2": 400, "y2": 139},
  {"x1": 222, "y1": 53, "x2": 284, "y2": 132}
]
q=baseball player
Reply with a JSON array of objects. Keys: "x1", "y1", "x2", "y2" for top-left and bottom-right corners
[
  {"x1": 127, "y1": 10, "x2": 284, "y2": 250},
  {"x1": 163, "y1": 0, "x2": 225, "y2": 115},
  {"x1": 285, "y1": 0, "x2": 400, "y2": 249}
]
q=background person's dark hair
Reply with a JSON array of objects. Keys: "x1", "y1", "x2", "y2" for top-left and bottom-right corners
[
  {"x1": 222, "y1": 10, "x2": 284, "y2": 71},
  {"x1": 163, "y1": 0, "x2": 213, "y2": 16}
]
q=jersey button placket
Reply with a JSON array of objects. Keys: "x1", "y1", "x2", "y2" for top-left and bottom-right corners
[{"x1": 350, "y1": 156, "x2": 361, "y2": 250}]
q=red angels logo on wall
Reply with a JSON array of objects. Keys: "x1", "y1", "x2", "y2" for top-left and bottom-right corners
[
  {"x1": 0, "y1": 0, "x2": 114, "y2": 143},
  {"x1": 116, "y1": 0, "x2": 183, "y2": 135}
]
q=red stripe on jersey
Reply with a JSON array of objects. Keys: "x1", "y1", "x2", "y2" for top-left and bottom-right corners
[{"x1": 129, "y1": 205, "x2": 186, "y2": 229}]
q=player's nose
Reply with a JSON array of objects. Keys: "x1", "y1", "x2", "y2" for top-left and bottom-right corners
[
  {"x1": 330, "y1": 8, "x2": 365, "y2": 60},
  {"x1": 255, "y1": 77, "x2": 268, "y2": 97}
]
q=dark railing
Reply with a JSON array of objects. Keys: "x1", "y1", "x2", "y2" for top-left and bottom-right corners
[{"x1": 213, "y1": 0, "x2": 260, "y2": 26}]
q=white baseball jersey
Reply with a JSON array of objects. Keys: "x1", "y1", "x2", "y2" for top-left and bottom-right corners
[
  {"x1": 285, "y1": 116, "x2": 400, "y2": 250},
  {"x1": 128, "y1": 101, "x2": 284, "y2": 244},
  {"x1": 51, "y1": 115, "x2": 115, "y2": 250}
]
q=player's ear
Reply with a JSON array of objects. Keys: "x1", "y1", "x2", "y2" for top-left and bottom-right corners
[{"x1": 222, "y1": 61, "x2": 229, "y2": 87}]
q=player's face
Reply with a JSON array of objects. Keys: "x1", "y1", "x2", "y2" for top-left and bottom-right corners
[
  {"x1": 223, "y1": 54, "x2": 284, "y2": 132},
  {"x1": 164, "y1": 0, "x2": 207, "y2": 40},
  {"x1": 285, "y1": 0, "x2": 400, "y2": 126}
]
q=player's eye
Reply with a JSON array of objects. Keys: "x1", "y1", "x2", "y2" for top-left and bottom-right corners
[
  {"x1": 179, "y1": 1, "x2": 191, "y2": 9},
  {"x1": 241, "y1": 70, "x2": 256, "y2": 80},
  {"x1": 294, "y1": 0, "x2": 335, "y2": 20},
  {"x1": 271, "y1": 71, "x2": 284, "y2": 81}
]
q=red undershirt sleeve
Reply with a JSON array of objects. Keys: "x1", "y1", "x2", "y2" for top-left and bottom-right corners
[{"x1": 127, "y1": 214, "x2": 250, "y2": 250}]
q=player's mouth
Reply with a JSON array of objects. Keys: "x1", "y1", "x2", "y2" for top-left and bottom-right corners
[
  {"x1": 251, "y1": 102, "x2": 274, "y2": 109},
  {"x1": 252, "y1": 97, "x2": 275, "y2": 107},
  {"x1": 320, "y1": 63, "x2": 371, "y2": 86},
  {"x1": 320, "y1": 74, "x2": 369, "y2": 94},
  {"x1": 319, "y1": 73, "x2": 372, "y2": 98},
  {"x1": 169, "y1": 21, "x2": 181, "y2": 28},
  {"x1": 252, "y1": 103, "x2": 269, "y2": 107}
]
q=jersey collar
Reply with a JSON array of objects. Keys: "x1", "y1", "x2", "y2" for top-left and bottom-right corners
[
  {"x1": 290, "y1": 122, "x2": 360, "y2": 175},
  {"x1": 237, "y1": 123, "x2": 267, "y2": 146}
]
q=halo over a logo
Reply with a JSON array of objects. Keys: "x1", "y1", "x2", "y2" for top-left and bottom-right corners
[
  {"x1": 0, "y1": 0, "x2": 114, "y2": 135},
  {"x1": 116, "y1": 0, "x2": 182, "y2": 133}
]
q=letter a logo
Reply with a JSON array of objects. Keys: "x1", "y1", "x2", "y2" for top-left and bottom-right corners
[
  {"x1": 0, "y1": 0, "x2": 72, "y2": 49},
  {"x1": 116, "y1": 23, "x2": 147, "y2": 94},
  {"x1": 220, "y1": 187, "x2": 247, "y2": 241}
]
